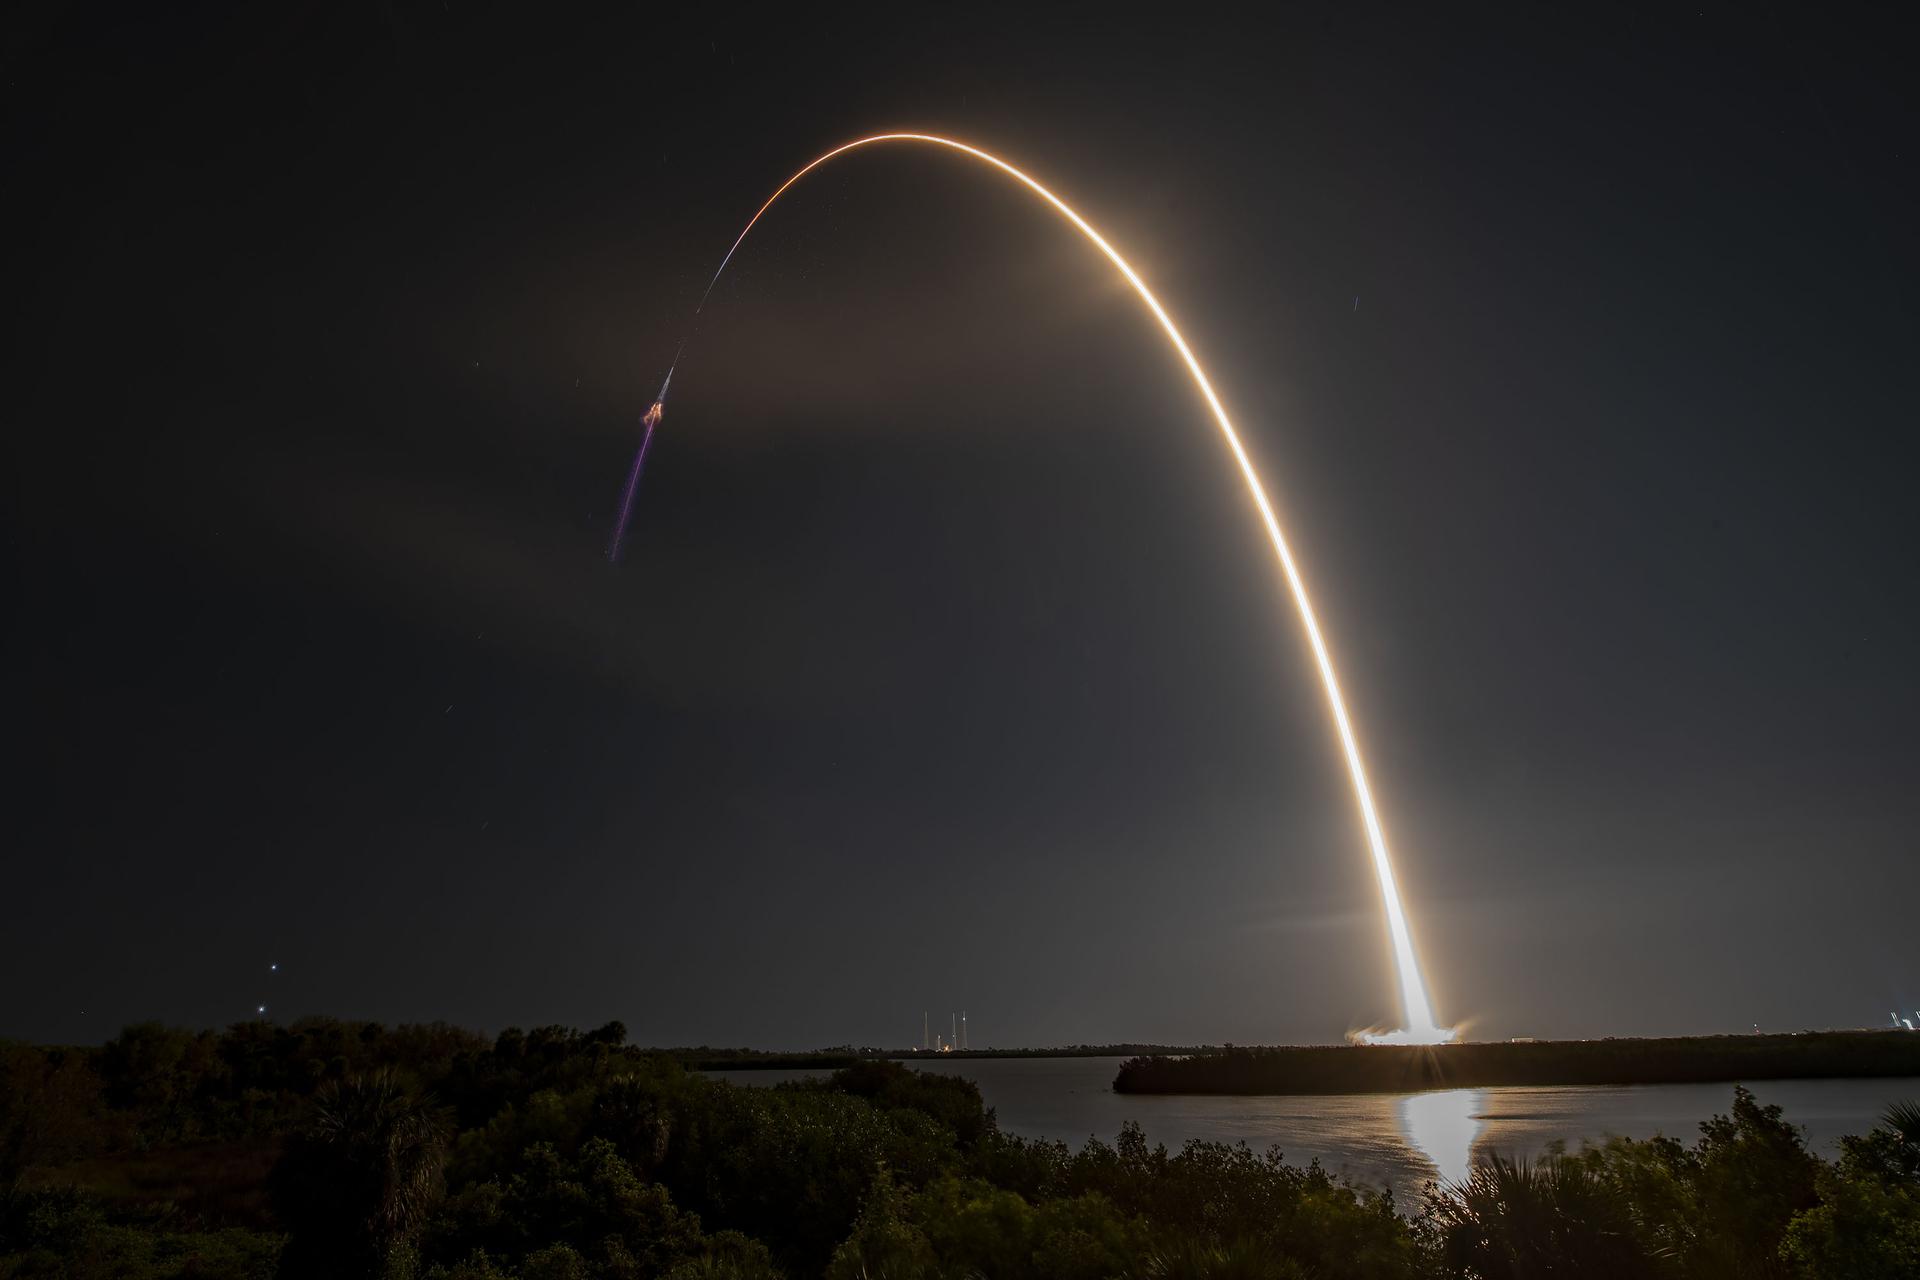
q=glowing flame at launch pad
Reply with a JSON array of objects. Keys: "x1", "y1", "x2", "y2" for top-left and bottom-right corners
[{"x1": 653, "y1": 133, "x2": 1454, "y2": 1046}]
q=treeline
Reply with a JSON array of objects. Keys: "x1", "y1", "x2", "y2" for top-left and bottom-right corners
[
  {"x1": 658, "y1": 1050, "x2": 863, "y2": 1072},
  {"x1": 893, "y1": 1045, "x2": 1226, "y2": 1061},
  {"x1": 1114, "y1": 1031, "x2": 1920, "y2": 1094},
  {"x1": 3, "y1": 1019, "x2": 1918, "y2": 1278},
  {"x1": 687, "y1": 1045, "x2": 1225, "y2": 1070}
]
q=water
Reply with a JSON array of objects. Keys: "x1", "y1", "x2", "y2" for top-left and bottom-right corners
[{"x1": 705, "y1": 1057, "x2": 1920, "y2": 1204}]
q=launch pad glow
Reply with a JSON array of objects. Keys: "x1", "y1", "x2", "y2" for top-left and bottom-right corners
[{"x1": 639, "y1": 134, "x2": 1454, "y2": 1046}]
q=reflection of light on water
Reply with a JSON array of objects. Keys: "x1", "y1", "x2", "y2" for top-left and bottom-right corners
[{"x1": 1399, "y1": 1088, "x2": 1484, "y2": 1185}]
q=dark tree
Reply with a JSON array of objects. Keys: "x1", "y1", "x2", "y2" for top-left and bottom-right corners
[{"x1": 273, "y1": 1068, "x2": 450, "y2": 1278}]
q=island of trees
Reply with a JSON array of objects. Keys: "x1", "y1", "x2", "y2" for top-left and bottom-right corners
[
  {"x1": 1112, "y1": 1030, "x2": 1920, "y2": 1095},
  {"x1": 3, "y1": 1019, "x2": 1918, "y2": 1278}
]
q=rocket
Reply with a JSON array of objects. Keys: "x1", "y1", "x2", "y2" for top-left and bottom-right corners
[{"x1": 607, "y1": 367, "x2": 672, "y2": 562}]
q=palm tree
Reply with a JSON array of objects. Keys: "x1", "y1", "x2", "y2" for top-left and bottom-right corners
[
  {"x1": 273, "y1": 1068, "x2": 450, "y2": 1278},
  {"x1": 1131, "y1": 1237, "x2": 1310, "y2": 1279},
  {"x1": 1876, "y1": 1100, "x2": 1920, "y2": 1182},
  {"x1": 1883, "y1": 1101, "x2": 1920, "y2": 1148},
  {"x1": 1428, "y1": 1153, "x2": 1663, "y2": 1279}
]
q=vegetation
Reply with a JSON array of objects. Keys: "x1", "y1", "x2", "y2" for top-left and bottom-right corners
[
  {"x1": 1114, "y1": 1032, "x2": 1920, "y2": 1095},
  {"x1": 3, "y1": 1023, "x2": 1917, "y2": 1277},
  {"x1": 679, "y1": 1045, "x2": 1224, "y2": 1071}
]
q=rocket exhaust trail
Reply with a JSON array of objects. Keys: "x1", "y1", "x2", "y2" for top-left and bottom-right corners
[
  {"x1": 628, "y1": 135, "x2": 1453, "y2": 1044},
  {"x1": 606, "y1": 375, "x2": 670, "y2": 563}
]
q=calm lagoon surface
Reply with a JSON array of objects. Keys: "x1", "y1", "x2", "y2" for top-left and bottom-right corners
[{"x1": 707, "y1": 1056, "x2": 1920, "y2": 1204}]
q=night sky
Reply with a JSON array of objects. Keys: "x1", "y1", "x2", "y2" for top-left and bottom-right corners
[{"x1": 9, "y1": 7, "x2": 1916, "y2": 1049}]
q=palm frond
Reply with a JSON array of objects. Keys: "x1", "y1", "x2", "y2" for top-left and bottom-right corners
[{"x1": 1883, "y1": 1100, "x2": 1920, "y2": 1147}]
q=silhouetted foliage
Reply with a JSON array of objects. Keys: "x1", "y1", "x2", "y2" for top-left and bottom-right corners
[
  {"x1": 0, "y1": 1184, "x2": 282, "y2": 1278},
  {"x1": 816, "y1": 1061, "x2": 993, "y2": 1148},
  {"x1": 4, "y1": 1024, "x2": 1917, "y2": 1277},
  {"x1": 1429, "y1": 1153, "x2": 1663, "y2": 1278},
  {"x1": 1116, "y1": 1033, "x2": 1920, "y2": 1095},
  {"x1": 0, "y1": 1044, "x2": 106, "y2": 1187},
  {"x1": 272, "y1": 1069, "x2": 451, "y2": 1278},
  {"x1": 1780, "y1": 1101, "x2": 1920, "y2": 1279}
]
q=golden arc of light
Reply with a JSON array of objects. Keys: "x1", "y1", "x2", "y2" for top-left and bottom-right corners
[{"x1": 696, "y1": 133, "x2": 1450, "y2": 1042}]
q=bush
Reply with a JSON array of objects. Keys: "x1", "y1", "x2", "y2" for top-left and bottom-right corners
[
  {"x1": 819, "y1": 1063, "x2": 993, "y2": 1148},
  {"x1": 1782, "y1": 1102, "x2": 1920, "y2": 1280},
  {"x1": 659, "y1": 1080, "x2": 954, "y2": 1274},
  {"x1": 0, "y1": 1188, "x2": 281, "y2": 1280}
]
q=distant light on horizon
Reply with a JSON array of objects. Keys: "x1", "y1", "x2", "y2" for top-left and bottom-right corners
[{"x1": 1358, "y1": 1024, "x2": 1460, "y2": 1047}]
